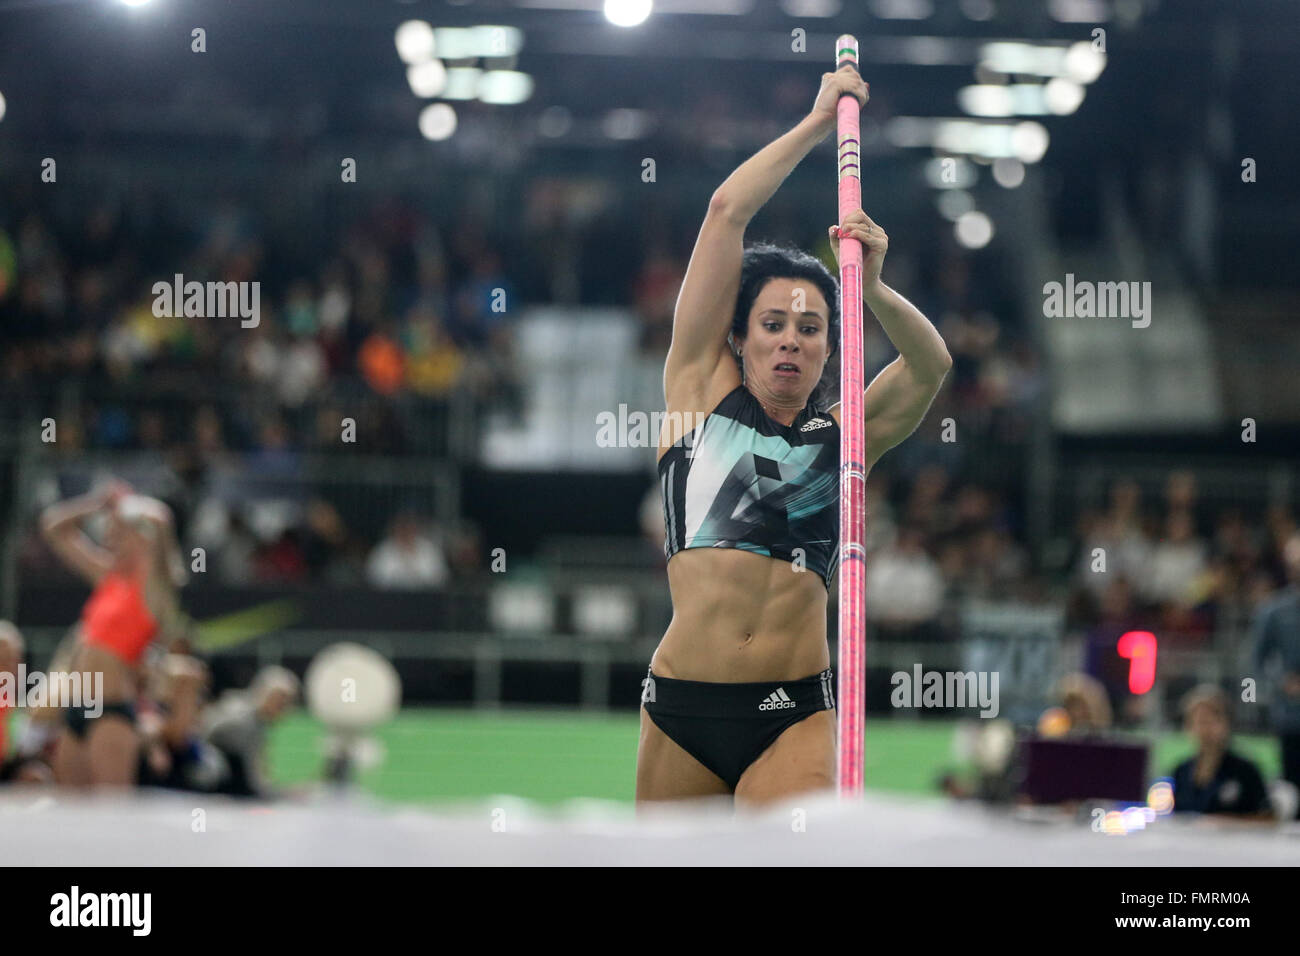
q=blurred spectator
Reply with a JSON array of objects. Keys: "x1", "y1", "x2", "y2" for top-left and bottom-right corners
[
  {"x1": 403, "y1": 302, "x2": 464, "y2": 397},
  {"x1": 1263, "y1": 506, "x2": 1298, "y2": 585},
  {"x1": 254, "y1": 527, "x2": 309, "y2": 583},
  {"x1": 138, "y1": 655, "x2": 228, "y2": 793},
  {"x1": 963, "y1": 526, "x2": 1030, "y2": 600},
  {"x1": 0, "y1": 622, "x2": 22, "y2": 761},
  {"x1": 0, "y1": 622, "x2": 56, "y2": 786},
  {"x1": 633, "y1": 243, "x2": 684, "y2": 354},
  {"x1": 1147, "y1": 509, "x2": 1209, "y2": 609},
  {"x1": 444, "y1": 521, "x2": 487, "y2": 580},
  {"x1": 901, "y1": 465, "x2": 952, "y2": 539},
  {"x1": 250, "y1": 415, "x2": 300, "y2": 479},
  {"x1": 1252, "y1": 532, "x2": 1300, "y2": 817},
  {"x1": 217, "y1": 511, "x2": 260, "y2": 585},
  {"x1": 366, "y1": 511, "x2": 449, "y2": 590},
  {"x1": 1076, "y1": 478, "x2": 1153, "y2": 598},
  {"x1": 865, "y1": 524, "x2": 945, "y2": 641},
  {"x1": 203, "y1": 666, "x2": 299, "y2": 799},
  {"x1": 1169, "y1": 684, "x2": 1270, "y2": 818},
  {"x1": 449, "y1": 250, "x2": 513, "y2": 348},
  {"x1": 1164, "y1": 470, "x2": 1198, "y2": 513},
  {"x1": 299, "y1": 498, "x2": 351, "y2": 581},
  {"x1": 1053, "y1": 672, "x2": 1113, "y2": 734},
  {"x1": 279, "y1": 325, "x2": 328, "y2": 408},
  {"x1": 359, "y1": 320, "x2": 405, "y2": 396}
]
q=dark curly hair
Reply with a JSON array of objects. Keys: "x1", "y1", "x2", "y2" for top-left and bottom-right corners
[{"x1": 729, "y1": 240, "x2": 841, "y2": 412}]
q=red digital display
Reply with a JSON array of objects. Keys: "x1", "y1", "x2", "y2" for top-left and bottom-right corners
[{"x1": 1117, "y1": 630, "x2": 1157, "y2": 695}]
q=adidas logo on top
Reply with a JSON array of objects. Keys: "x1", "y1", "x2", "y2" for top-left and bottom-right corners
[
  {"x1": 800, "y1": 418, "x2": 831, "y2": 432},
  {"x1": 759, "y1": 687, "x2": 797, "y2": 711}
]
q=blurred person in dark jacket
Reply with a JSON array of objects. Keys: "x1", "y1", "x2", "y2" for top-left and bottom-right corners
[
  {"x1": 1253, "y1": 532, "x2": 1300, "y2": 816},
  {"x1": 138, "y1": 654, "x2": 228, "y2": 793},
  {"x1": 1169, "y1": 684, "x2": 1270, "y2": 819}
]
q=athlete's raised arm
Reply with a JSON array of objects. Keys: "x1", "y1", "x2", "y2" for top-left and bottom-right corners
[
  {"x1": 664, "y1": 67, "x2": 868, "y2": 408},
  {"x1": 39, "y1": 482, "x2": 129, "y2": 586},
  {"x1": 828, "y1": 209, "x2": 952, "y2": 467}
]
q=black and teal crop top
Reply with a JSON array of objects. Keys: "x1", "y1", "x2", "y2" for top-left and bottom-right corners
[{"x1": 657, "y1": 384, "x2": 841, "y2": 589}]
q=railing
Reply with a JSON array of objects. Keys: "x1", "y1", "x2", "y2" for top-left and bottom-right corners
[{"x1": 10, "y1": 601, "x2": 1274, "y2": 731}]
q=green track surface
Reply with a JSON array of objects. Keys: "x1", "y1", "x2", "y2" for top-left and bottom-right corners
[{"x1": 263, "y1": 709, "x2": 1284, "y2": 806}]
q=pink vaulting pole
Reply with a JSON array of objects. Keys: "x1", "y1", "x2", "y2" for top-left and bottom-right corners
[{"x1": 834, "y1": 34, "x2": 867, "y2": 797}]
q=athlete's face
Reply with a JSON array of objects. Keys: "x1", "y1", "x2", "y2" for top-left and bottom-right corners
[{"x1": 739, "y1": 278, "x2": 831, "y2": 407}]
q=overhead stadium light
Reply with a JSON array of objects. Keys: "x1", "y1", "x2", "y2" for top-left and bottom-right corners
[
  {"x1": 979, "y1": 40, "x2": 1107, "y2": 83},
  {"x1": 1009, "y1": 121, "x2": 1049, "y2": 162},
  {"x1": 991, "y1": 157, "x2": 1025, "y2": 188},
  {"x1": 933, "y1": 120, "x2": 1006, "y2": 157},
  {"x1": 1043, "y1": 78, "x2": 1085, "y2": 115},
  {"x1": 407, "y1": 60, "x2": 448, "y2": 98},
  {"x1": 604, "y1": 0, "x2": 653, "y2": 27},
  {"x1": 433, "y1": 27, "x2": 478, "y2": 60},
  {"x1": 979, "y1": 41, "x2": 1062, "y2": 76},
  {"x1": 419, "y1": 103, "x2": 458, "y2": 140},
  {"x1": 519, "y1": 0, "x2": 747, "y2": 10},
  {"x1": 955, "y1": 211, "x2": 994, "y2": 249},
  {"x1": 886, "y1": 117, "x2": 1051, "y2": 162},
  {"x1": 959, "y1": 82, "x2": 1083, "y2": 117},
  {"x1": 441, "y1": 68, "x2": 484, "y2": 100},
  {"x1": 1063, "y1": 41, "x2": 1107, "y2": 83},
  {"x1": 958, "y1": 85, "x2": 1015, "y2": 117},
  {"x1": 478, "y1": 71, "x2": 535, "y2": 105},
  {"x1": 395, "y1": 20, "x2": 436, "y2": 64},
  {"x1": 469, "y1": 25, "x2": 525, "y2": 57}
]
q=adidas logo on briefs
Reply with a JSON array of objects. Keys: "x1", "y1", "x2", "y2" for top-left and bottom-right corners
[
  {"x1": 800, "y1": 418, "x2": 831, "y2": 432},
  {"x1": 759, "y1": 687, "x2": 797, "y2": 711}
]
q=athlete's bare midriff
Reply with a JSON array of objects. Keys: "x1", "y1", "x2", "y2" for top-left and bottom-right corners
[
  {"x1": 651, "y1": 547, "x2": 830, "y2": 683},
  {"x1": 653, "y1": 355, "x2": 834, "y2": 683},
  {"x1": 70, "y1": 639, "x2": 140, "y2": 703}
]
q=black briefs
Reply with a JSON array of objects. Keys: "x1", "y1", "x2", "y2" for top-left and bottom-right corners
[
  {"x1": 64, "y1": 701, "x2": 138, "y2": 740},
  {"x1": 641, "y1": 667, "x2": 835, "y2": 790}
]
